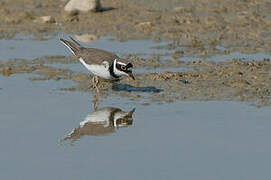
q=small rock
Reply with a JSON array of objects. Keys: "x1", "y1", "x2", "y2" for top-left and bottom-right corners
[
  {"x1": 136, "y1": 22, "x2": 153, "y2": 31},
  {"x1": 137, "y1": 22, "x2": 152, "y2": 27},
  {"x1": 174, "y1": 6, "x2": 191, "y2": 13},
  {"x1": 64, "y1": 0, "x2": 101, "y2": 13},
  {"x1": 174, "y1": 6, "x2": 185, "y2": 13},
  {"x1": 40, "y1": 16, "x2": 56, "y2": 23},
  {"x1": 75, "y1": 34, "x2": 98, "y2": 43}
]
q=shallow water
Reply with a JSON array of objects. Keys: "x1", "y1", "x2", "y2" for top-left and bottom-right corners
[
  {"x1": 1, "y1": 74, "x2": 271, "y2": 180},
  {"x1": 1, "y1": 36, "x2": 271, "y2": 180},
  {"x1": 0, "y1": 34, "x2": 170, "y2": 61},
  {"x1": 1, "y1": 34, "x2": 271, "y2": 62}
]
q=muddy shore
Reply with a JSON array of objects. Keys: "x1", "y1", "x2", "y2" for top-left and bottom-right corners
[
  {"x1": 1, "y1": 56, "x2": 270, "y2": 106},
  {"x1": 0, "y1": 0, "x2": 271, "y2": 57}
]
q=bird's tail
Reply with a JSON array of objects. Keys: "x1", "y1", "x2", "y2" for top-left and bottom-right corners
[{"x1": 60, "y1": 36, "x2": 81, "y2": 56}]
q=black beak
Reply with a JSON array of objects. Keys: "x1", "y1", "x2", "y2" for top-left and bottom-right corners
[
  {"x1": 125, "y1": 63, "x2": 135, "y2": 80},
  {"x1": 128, "y1": 72, "x2": 135, "y2": 80},
  {"x1": 126, "y1": 63, "x2": 133, "y2": 69}
]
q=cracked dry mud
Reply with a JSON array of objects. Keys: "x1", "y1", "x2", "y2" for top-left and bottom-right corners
[{"x1": 1, "y1": 56, "x2": 271, "y2": 106}]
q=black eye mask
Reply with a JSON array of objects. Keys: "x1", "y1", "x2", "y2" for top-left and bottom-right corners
[{"x1": 116, "y1": 63, "x2": 133, "y2": 72}]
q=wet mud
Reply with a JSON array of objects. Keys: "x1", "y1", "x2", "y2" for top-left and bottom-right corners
[
  {"x1": 0, "y1": 0, "x2": 271, "y2": 56},
  {"x1": 1, "y1": 0, "x2": 271, "y2": 106},
  {"x1": 1, "y1": 56, "x2": 271, "y2": 106}
]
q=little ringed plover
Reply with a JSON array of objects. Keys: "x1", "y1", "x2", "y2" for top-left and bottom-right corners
[{"x1": 60, "y1": 36, "x2": 135, "y2": 86}]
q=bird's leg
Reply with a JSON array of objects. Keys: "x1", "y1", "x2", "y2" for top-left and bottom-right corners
[
  {"x1": 92, "y1": 92, "x2": 99, "y2": 111},
  {"x1": 90, "y1": 76, "x2": 101, "y2": 111},
  {"x1": 94, "y1": 76, "x2": 100, "y2": 95},
  {"x1": 91, "y1": 76, "x2": 95, "y2": 88},
  {"x1": 88, "y1": 74, "x2": 94, "y2": 89},
  {"x1": 93, "y1": 76, "x2": 101, "y2": 111}
]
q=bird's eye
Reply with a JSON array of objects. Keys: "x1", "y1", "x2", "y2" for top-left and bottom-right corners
[{"x1": 121, "y1": 65, "x2": 126, "y2": 70}]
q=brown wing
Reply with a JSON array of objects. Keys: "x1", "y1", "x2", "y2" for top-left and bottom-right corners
[
  {"x1": 78, "y1": 48, "x2": 119, "y2": 65},
  {"x1": 64, "y1": 123, "x2": 115, "y2": 141}
]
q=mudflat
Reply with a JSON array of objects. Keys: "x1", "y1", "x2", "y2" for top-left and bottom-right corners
[
  {"x1": 0, "y1": 0, "x2": 271, "y2": 56},
  {"x1": 1, "y1": 56, "x2": 270, "y2": 106}
]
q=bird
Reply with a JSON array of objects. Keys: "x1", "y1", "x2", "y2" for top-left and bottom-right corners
[
  {"x1": 60, "y1": 36, "x2": 135, "y2": 93},
  {"x1": 63, "y1": 107, "x2": 135, "y2": 141}
]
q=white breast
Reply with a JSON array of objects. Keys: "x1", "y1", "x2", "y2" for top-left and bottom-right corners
[
  {"x1": 80, "y1": 110, "x2": 111, "y2": 128},
  {"x1": 79, "y1": 58, "x2": 111, "y2": 79}
]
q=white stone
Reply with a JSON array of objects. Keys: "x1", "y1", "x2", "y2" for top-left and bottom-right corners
[
  {"x1": 136, "y1": 22, "x2": 153, "y2": 31},
  {"x1": 75, "y1": 34, "x2": 98, "y2": 43},
  {"x1": 174, "y1": 6, "x2": 185, "y2": 13},
  {"x1": 64, "y1": 0, "x2": 101, "y2": 13},
  {"x1": 40, "y1": 16, "x2": 56, "y2": 23},
  {"x1": 137, "y1": 22, "x2": 152, "y2": 27}
]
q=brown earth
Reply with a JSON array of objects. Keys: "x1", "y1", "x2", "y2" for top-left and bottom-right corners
[
  {"x1": 0, "y1": 0, "x2": 271, "y2": 57},
  {"x1": 1, "y1": 56, "x2": 270, "y2": 106}
]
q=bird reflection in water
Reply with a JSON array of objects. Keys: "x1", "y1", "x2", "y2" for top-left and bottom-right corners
[{"x1": 63, "y1": 107, "x2": 135, "y2": 142}]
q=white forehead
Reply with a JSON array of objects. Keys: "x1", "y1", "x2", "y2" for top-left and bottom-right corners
[{"x1": 115, "y1": 59, "x2": 127, "y2": 65}]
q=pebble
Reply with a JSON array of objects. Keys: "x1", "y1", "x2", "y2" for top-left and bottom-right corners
[
  {"x1": 75, "y1": 34, "x2": 98, "y2": 43},
  {"x1": 173, "y1": 6, "x2": 185, "y2": 13},
  {"x1": 40, "y1": 16, "x2": 56, "y2": 23},
  {"x1": 64, "y1": 0, "x2": 101, "y2": 13},
  {"x1": 136, "y1": 22, "x2": 153, "y2": 31}
]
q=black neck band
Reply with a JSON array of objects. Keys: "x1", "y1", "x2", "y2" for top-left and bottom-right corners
[{"x1": 109, "y1": 64, "x2": 119, "y2": 79}]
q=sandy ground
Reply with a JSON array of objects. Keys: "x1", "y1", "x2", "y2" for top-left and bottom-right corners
[{"x1": 0, "y1": 0, "x2": 271, "y2": 56}]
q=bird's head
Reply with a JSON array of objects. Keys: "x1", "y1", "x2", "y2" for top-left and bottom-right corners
[
  {"x1": 113, "y1": 59, "x2": 135, "y2": 80},
  {"x1": 113, "y1": 108, "x2": 135, "y2": 128}
]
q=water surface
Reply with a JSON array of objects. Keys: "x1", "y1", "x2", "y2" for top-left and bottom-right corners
[
  {"x1": 1, "y1": 35, "x2": 271, "y2": 180},
  {"x1": 0, "y1": 74, "x2": 271, "y2": 180},
  {"x1": 1, "y1": 34, "x2": 271, "y2": 62}
]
